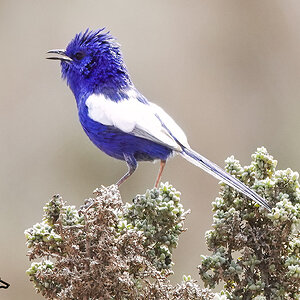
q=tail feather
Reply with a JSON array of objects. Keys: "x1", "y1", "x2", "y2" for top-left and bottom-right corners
[{"x1": 181, "y1": 148, "x2": 272, "y2": 211}]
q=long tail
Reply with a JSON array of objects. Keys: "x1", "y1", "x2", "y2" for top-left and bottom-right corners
[{"x1": 181, "y1": 147, "x2": 272, "y2": 211}]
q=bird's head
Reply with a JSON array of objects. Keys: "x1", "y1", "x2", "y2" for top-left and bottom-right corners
[{"x1": 47, "y1": 28, "x2": 132, "y2": 100}]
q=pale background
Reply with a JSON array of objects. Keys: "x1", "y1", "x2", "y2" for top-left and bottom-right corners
[{"x1": 1, "y1": 1, "x2": 300, "y2": 299}]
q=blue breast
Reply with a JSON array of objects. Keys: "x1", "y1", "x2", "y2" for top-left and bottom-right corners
[{"x1": 77, "y1": 99, "x2": 173, "y2": 162}]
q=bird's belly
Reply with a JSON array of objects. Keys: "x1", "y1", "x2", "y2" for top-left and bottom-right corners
[{"x1": 79, "y1": 110, "x2": 173, "y2": 162}]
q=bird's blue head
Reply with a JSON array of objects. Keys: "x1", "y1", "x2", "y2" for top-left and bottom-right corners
[{"x1": 47, "y1": 28, "x2": 132, "y2": 101}]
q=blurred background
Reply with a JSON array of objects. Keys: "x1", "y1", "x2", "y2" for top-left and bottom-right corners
[{"x1": 1, "y1": 0, "x2": 300, "y2": 298}]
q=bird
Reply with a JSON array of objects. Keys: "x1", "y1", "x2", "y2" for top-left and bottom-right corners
[{"x1": 47, "y1": 28, "x2": 271, "y2": 211}]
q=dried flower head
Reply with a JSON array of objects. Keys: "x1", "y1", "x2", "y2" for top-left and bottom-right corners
[{"x1": 25, "y1": 183, "x2": 212, "y2": 299}]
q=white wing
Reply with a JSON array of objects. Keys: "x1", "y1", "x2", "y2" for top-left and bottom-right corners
[
  {"x1": 149, "y1": 102, "x2": 189, "y2": 148},
  {"x1": 85, "y1": 90, "x2": 189, "y2": 151}
]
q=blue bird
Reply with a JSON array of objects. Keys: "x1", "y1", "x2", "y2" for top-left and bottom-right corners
[{"x1": 47, "y1": 28, "x2": 271, "y2": 211}]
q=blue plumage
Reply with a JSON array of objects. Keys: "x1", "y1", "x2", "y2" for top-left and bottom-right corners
[
  {"x1": 78, "y1": 102, "x2": 172, "y2": 162},
  {"x1": 47, "y1": 28, "x2": 272, "y2": 211},
  {"x1": 62, "y1": 28, "x2": 131, "y2": 101}
]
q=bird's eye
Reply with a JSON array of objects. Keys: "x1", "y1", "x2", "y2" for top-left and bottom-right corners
[{"x1": 74, "y1": 51, "x2": 85, "y2": 60}]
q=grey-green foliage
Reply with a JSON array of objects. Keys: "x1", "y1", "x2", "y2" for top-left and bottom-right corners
[
  {"x1": 25, "y1": 183, "x2": 213, "y2": 299},
  {"x1": 199, "y1": 147, "x2": 300, "y2": 299},
  {"x1": 123, "y1": 182, "x2": 189, "y2": 270},
  {"x1": 25, "y1": 146, "x2": 300, "y2": 299},
  {"x1": 25, "y1": 195, "x2": 84, "y2": 255}
]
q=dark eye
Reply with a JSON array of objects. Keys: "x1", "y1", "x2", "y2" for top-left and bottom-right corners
[{"x1": 74, "y1": 51, "x2": 85, "y2": 60}]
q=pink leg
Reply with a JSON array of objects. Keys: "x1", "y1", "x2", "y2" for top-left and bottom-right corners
[{"x1": 155, "y1": 160, "x2": 166, "y2": 188}]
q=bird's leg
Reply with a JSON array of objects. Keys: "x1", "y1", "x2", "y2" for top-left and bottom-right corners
[
  {"x1": 116, "y1": 154, "x2": 137, "y2": 186},
  {"x1": 155, "y1": 160, "x2": 166, "y2": 188}
]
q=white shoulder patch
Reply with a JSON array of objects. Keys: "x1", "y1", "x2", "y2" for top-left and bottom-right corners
[
  {"x1": 86, "y1": 93, "x2": 137, "y2": 132},
  {"x1": 85, "y1": 90, "x2": 188, "y2": 151}
]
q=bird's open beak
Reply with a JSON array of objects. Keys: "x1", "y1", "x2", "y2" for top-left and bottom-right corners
[{"x1": 46, "y1": 49, "x2": 73, "y2": 62}]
